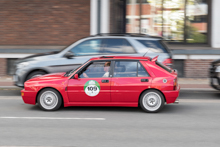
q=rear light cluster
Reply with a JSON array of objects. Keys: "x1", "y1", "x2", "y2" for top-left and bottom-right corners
[
  {"x1": 163, "y1": 58, "x2": 173, "y2": 68},
  {"x1": 173, "y1": 78, "x2": 177, "y2": 90}
]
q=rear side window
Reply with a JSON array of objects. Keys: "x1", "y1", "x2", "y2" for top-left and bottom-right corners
[
  {"x1": 138, "y1": 62, "x2": 149, "y2": 77},
  {"x1": 137, "y1": 40, "x2": 168, "y2": 53},
  {"x1": 103, "y1": 39, "x2": 135, "y2": 54},
  {"x1": 113, "y1": 61, "x2": 149, "y2": 77},
  {"x1": 156, "y1": 61, "x2": 172, "y2": 73}
]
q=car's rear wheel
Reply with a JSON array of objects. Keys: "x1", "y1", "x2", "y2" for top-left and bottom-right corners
[
  {"x1": 37, "y1": 88, "x2": 62, "y2": 111},
  {"x1": 140, "y1": 90, "x2": 165, "y2": 113},
  {"x1": 26, "y1": 71, "x2": 46, "y2": 81}
]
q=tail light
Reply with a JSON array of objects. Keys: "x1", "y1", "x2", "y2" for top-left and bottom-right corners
[
  {"x1": 173, "y1": 78, "x2": 177, "y2": 90},
  {"x1": 163, "y1": 58, "x2": 173, "y2": 68}
]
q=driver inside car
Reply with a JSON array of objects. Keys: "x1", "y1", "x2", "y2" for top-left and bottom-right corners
[{"x1": 82, "y1": 61, "x2": 111, "y2": 78}]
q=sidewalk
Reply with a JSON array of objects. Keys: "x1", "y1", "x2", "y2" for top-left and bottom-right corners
[{"x1": 0, "y1": 76, "x2": 213, "y2": 90}]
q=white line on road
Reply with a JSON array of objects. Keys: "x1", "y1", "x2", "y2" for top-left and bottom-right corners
[
  {"x1": 0, "y1": 116, "x2": 105, "y2": 120},
  {"x1": 0, "y1": 96, "x2": 20, "y2": 99},
  {"x1": 180, "y1": 99, "x2": 220, "y2": 103}
]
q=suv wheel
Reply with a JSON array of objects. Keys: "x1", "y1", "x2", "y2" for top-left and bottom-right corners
[{"x1": 26, "y1": 71, "x2": 46, "y2": 81}]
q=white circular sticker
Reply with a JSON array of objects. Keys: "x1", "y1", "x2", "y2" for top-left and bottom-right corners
[
  {"x1": 163, "y1": 79, "x2": 167, "y2": 83},
  {"x1": 84, "y1": 80, "x2": 100, "y2": 97}
]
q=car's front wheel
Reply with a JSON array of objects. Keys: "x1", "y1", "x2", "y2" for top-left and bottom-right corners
[
  {"x1": 140, "y1": 90, "x2": 165, "y2": 113},
  {"x1": 37, "y1": 88, "x2": 62, "y2": 111}
]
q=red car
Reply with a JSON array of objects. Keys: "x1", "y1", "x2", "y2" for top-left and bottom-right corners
[{"x1": 21, "y1": 56, "x2": 180, "y2": 113}]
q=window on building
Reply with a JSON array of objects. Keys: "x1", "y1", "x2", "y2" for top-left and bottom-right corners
[{"x1": 126, "y1": 0, "x2": 209, "y2": 43}]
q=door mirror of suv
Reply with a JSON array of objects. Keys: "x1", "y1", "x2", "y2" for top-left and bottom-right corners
[
  {"x1": 64, "y1": 51, "x2": 74, "y2": 59},
  {"x1": 74, "y1": 74, "x2": 78, "y2": 79}
]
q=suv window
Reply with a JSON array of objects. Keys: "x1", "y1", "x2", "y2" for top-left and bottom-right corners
[
  {"x1": 136, "y1": 40, "x2": 168, "y2": 53},
  {"x1": 103, "y1": 39, "x2": 135, "y2": 54},
  {"x1": 79, "y1": 61, "x2": 111, "y2": 78},
  {"x1": 114, "y1": 61, "x2": 149, "y2": 77},
  {"x1": 70, "y1": 39, "x2": 102, "y2": 56}
]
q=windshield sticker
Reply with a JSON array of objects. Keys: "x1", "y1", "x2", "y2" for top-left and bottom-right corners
[{"x1": 84, "y1": 80, "x2": 100, "y2": 97}]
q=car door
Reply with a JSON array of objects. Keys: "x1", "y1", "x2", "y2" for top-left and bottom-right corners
[
  {"x1": 111, "y1": 60, "x2": 152, "y2": 102},
  {"x1": 67, "y1": 61, "x2": 112, "y2": 102}
]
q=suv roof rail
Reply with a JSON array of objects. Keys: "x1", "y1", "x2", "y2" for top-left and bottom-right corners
[
  {"x1": 90, "y1": 33, "x2": 162, "y2": 39},
  {"x1": 100, "y1": 56, "x2": 114, "y2": 58}
]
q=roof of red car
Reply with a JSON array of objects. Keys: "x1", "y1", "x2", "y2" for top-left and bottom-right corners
[{"x1": 90, "y1": 56, "x2": 151, "y2": 61}]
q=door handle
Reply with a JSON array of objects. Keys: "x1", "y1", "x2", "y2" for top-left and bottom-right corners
[
  {"x1": 141, "y1": 79, "x2": 149, "y2": 82},
  {"x1": 102, "y1": 80, "x2": 109, "y2": 83}
]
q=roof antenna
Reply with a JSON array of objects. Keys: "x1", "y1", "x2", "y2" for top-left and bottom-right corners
[{"x1": 143, "y1": 50, "x2": 149, "y2": 57}]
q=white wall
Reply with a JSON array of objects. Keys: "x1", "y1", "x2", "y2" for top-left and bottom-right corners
[
  {"x1": 90, "y1": 0, "x2": 98, "y2": 35},
  {"x1": 211, "y1": 0, "x2": 220, "y2": 48},
  {"x1": 90, "y1": 0, "x2": 109, "y2": 35}
]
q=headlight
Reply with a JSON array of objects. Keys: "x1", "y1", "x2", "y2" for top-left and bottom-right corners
[{"x1": 17, "y1": 62, "x2": 29, "y2": 69}]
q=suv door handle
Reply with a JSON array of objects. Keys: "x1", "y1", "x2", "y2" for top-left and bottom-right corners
[
  {"x1": 102, "y1": 80, "x2": 109, "y2": 83},
  {"x1": 141, "y1": 79, "x2": 149, "y2": 82}
]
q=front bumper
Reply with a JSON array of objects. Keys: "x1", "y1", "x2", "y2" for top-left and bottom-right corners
[
  {"x1": 13, "y1": 69, "x2": 26, "y2": 87},
  {"x1": 21, "y1": 89, "x2": 37, "y2": 105},
  {"x1": 162, "y1": 85, "x2": 180, "y2": 104}
]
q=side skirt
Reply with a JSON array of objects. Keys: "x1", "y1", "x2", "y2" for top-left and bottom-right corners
[{"x1": 64, "y1": 102, "x2": 138, "y2": 107}]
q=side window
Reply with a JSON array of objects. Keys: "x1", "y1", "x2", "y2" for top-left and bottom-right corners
[
  {"x1": 103, "y1": 39, "x2": 135, "y2": 54},
  {"x1": 114, "y1": 61, "x2": 137, "y2": 77},
  {"x1": 136, "y1": 40, "x2": 168, "y2": 53},
  {"x1": 79, "y1": 61, "x2": 111, "y2": 78},
  {"x1": 138, "y1": 62, "x2": 149, "y2": 77},
  {"x1": 70, "y1": 39, "x2": 102, "y2": 56}
]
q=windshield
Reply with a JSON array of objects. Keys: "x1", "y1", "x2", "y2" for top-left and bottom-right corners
[
  {"x1": 64, "y1": 65, "x2": 81, "y2": 77},
  {"x1": 64, "y1": 60, "x2": 90, "y2": 77}
]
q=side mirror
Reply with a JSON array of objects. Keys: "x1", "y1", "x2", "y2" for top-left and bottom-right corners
[
  {"x1": 74, "y1": 74, "x2": 78, "y2": 79},
  {"x1": 64, "y1": 51, "x2": 74, "y2": 59}
]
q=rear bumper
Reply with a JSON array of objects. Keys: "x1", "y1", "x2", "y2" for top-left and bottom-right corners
[
  {"x1": 21, "y1": 89, "x2": 37, "y2": 105},
  {"x1": 162, "y1": 85, "x2": 180, "y2": 104}
]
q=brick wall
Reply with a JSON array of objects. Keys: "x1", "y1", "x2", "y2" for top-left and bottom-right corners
[
  {"x1": 0, "y1": 58, "x2": 6, "y2": 76},
  {"x1": 184, "y1": 59, "x2": 214, "y2": 78},
  {"x1": 0, "y1": 0, "x2": 90, "y2": 45}
]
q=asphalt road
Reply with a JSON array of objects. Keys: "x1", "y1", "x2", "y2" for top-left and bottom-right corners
[{"x1": 0, "y1": 89, "x2": 220, "y2": 147}]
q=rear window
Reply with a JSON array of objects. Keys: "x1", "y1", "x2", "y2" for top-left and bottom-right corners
[
  {"x1": 156, "y1": 61, "x2": 172, "y2": 73},
  {"x1": 136, "y1": 40, "x2": 168, "y2": 53}
]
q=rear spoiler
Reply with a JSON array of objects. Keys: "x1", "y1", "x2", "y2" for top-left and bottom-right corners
[{"x1": 151, "y1": 55, "x2": 159, "y2": 62}]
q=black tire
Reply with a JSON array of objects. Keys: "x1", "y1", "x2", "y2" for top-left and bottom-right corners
[
  {"x1": 37, "y1": 88, "x2": 62, "y2": 111},
  {"x1": 26, "y1": 71, "x2": 46, "y2": 81},
  {"x1": 139, "y1": 90, "x2": 165, "y2": 113}
]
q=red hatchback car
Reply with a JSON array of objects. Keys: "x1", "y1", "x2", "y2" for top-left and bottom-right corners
[{"x1": 21, "y1": 56, "x2": 180, "y2": 113}]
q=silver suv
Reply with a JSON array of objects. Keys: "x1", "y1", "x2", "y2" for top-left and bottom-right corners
[{"x1": 14, "y1": 34, "x2": 173, "y2": 87}]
